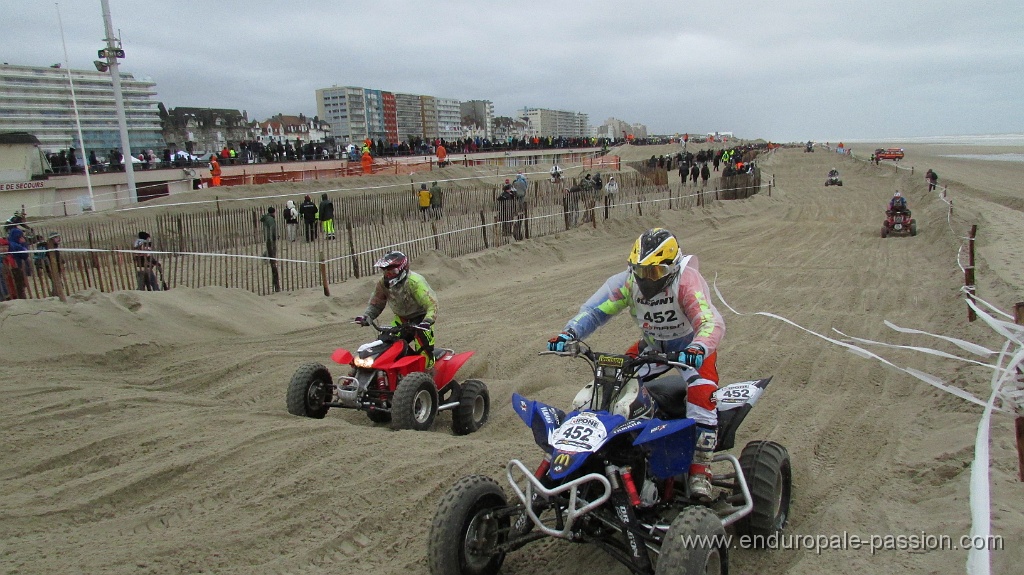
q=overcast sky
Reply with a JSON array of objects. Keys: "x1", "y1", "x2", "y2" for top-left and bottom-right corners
[{"x1": 3, "y1": 1, "x2": 1022, "y2": 142}]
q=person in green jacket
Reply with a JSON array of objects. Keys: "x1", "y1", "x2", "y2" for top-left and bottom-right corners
[{"x1": 429, "y1": 181, "x2": 443, "y2": 220}]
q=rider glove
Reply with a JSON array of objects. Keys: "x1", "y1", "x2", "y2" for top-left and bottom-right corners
[
  {"x1": 547, "y1": 329, "x2": 576, "y2": 352},
  {"x1": 415, "y1": 320, "x2": 434, "y2": 332},
  {"x1": 354, "y1": 315, "x2": 370, "y2": 326},
  {"x1": 683, "y1": 343, "x2": 707, "y2": 369}
]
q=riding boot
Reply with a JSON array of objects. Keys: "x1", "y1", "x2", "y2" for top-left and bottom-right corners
[{"x1": 688, "y1": 425, "x2": 717, "y2": 502}]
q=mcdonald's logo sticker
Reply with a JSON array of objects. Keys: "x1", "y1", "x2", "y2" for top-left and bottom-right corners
[{"x1": 552, "y1": 453, "x2": 571, "y2": 472}]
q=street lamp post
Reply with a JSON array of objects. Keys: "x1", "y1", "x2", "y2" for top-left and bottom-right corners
[{"x1": 98, "y1": 0, "x2": 137, "y2": 203}]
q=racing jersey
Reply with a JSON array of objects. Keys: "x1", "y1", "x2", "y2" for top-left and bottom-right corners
[
  {"x1": 564, "y1": 256, "x2": 724, "y2": 353},
  {"x1": 364, "y1": 271, "x2": 438, "y2": 324}
]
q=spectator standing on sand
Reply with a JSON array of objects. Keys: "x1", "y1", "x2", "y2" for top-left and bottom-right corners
[
  {"x1": 700, "y1": 163, "x2": 711, "y2": 188},
  {"x1": 133, "y1": 232, "x2": 161, "y2": 291},
  {"x1": 429, "y1": 181, "x2": 444, "y2": 220},
  {"x1": 260, "y1": 206, "x2": 278, "y2": 258},
  {"x1": 6, "y1": 227, "x2": 31, "y2": 299},
  {"x1": 209, "y1": 155, "x2": 222, "y2": 187},
  {"x1": 417, "y1": 184, "x2": 432, "y2": 222},
  {"x1": 299, "y1": 195, "x2": 319, "y2": 242},
  {"x1": 284, "y1": 200, "x2": 299, "y2": 242},
  {"x1": 319, "y1": 194, "x2": 336, "y2": 240}
]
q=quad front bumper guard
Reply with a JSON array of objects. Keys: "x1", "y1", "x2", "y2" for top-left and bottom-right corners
[{"x1": 506, "y1": 459, "x2": 612, "y2": 539}]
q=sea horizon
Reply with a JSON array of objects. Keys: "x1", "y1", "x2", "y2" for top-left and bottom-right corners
[{"x1": 826, "y1": 133, "x2": 1024, "y2": 146}]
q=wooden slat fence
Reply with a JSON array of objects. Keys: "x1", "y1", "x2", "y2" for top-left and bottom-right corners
[{"x1": 12, "y1": 170, "x2": 762, "y2": 299}]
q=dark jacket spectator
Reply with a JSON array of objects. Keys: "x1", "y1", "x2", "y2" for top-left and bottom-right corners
[{"x1": 299, "y1": 195, "x2": 318, "y2": 242}]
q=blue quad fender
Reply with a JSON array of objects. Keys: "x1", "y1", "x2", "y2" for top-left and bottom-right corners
[
  {"x1": 632, "y1": 418, "x2": 697, "y2": 479},
  {"x1": 512, "y1": 392, "x2": 566, "y2": 453}
]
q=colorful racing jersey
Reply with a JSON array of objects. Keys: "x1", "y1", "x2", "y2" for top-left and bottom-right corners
[
  {"x1": 364, "y1": 271, "x2": 438, "y2": 324},
  {"x1": 564, "y1": 256, "x2": 724, "y2": 353}
]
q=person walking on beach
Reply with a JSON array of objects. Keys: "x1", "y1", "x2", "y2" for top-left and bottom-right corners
[
  {"x1": 925, "y1": 169, "x2": 939, "y2": 192},
  {"x1": 689, "y1": 162, "x2": 700, "y2": 186},
  {"x1": 319, "y1": 194, "x2": 336, "y2": 240},
  {"x1": 700, "y1": 163, "x2": 711, "y2": 188}
]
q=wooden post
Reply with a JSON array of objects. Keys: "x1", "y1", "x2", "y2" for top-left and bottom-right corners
[
  {"x1": 1015, "y1": 302, "x2": 1024, "y2": 481},
  {"x1": 479, "y1": 211, "x2": 489, "y2": 249},
  {"x1": 346, "y1": 221, "x2": 359, "y2": 278},
  {"x1": 319, "y1": 251, "x2": 329, "y2": 296},
  {"x1": 216, "y1": 196, "x2": 220, "y2": 214},
  {"x1": 967, "y1": 225, "x2": 977, "y2": 321}
]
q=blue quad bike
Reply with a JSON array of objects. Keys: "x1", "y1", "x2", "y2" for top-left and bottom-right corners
[{"x1": 428, "y1": 340, "x2": 791, "y2": 575}]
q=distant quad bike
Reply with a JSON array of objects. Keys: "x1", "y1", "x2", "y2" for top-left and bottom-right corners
[
  {"x1": 825, "y1": 175, "x2": 843, "y2": 187},
  {"x1": 428, "y1": 340, "x2": 791, "y2": 575},
  {"x1": 287, "y1": 320, "x2": 489, "y2": 434},
  {"x1": 881, "y1": 209, "x2": 917, "y2": 238}
]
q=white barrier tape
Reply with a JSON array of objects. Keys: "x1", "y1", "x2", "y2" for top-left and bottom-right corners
[
  {"x1": 882, "y1": 320, "x2": 997, "y2": 356},
  {"x1": 712, "y1": 280, "x2": 994, "y2": 409},
  {"x1": 967, "y1": 300, "x2": 1024, "y2": 345},
  {"x1": 967, "y1": 384, "x2": 996, "y2": 575},
  {"x1": 964, "y1": 293, "x2": 1016, "y2": 321},
  {"x1": 832, "y1": 328, "x2": 1007, "y2": 373},
  {"x1": 52, "y1": 247, "x2": 312, "y2": 265}
]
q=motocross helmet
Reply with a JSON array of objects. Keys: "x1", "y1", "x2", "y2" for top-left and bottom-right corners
[
  {"x1": 628, "y1": 228, "x2": 682, "y2": 299},
  {"x1": 374, "y1": 251, "x2": 409, "y2": 288}
]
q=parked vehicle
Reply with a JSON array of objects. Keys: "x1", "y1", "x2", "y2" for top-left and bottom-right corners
[
  {"x1": 874, "y1": 148, "x2": 905, "y2": 161},
  {"x1": 286, "y1": 320, "x2": 489, "y2": 433},
  {"x1": 428, "y1": 340, "x2": 791, "y2": 575}
]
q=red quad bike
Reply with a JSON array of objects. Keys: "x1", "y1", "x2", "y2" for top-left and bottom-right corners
[
  {"x1": 881, "y1": 208, "x2": 917, "y2": 238},
  {"x1": 286, "y1": 320, "x2": 490, "y2": 434}
]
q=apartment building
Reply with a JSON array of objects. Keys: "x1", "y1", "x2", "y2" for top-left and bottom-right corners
[
  {"x1": 520, "y1": 107, "x2": 590, "y2": 139},
  {"x1": 317, "y1": 85, "x2": 471, "y2": 147},
  {"x1": 459, "y1": 100, "x2": 494, "y2": 139},
  {"x1": 0, "y1": 62, "x2": 165, "y2": 156}
]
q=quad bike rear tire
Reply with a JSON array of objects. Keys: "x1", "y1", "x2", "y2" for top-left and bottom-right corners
[
  {"x1": 881, "y1": 225, "x2": 889, "y2": 238},
  {"x1": 452, "y1": 380, "x2": 490, "y2": 435},
  {"x1": 429, "y1": 475, "x2": 509, "y2": 575},
  {"x1": 656, "y1": 506, "x2": 727, "y2": 575},
  {"x1": 286, "y1": 362, "x2": 332, "y2": 419},
  {"x1": 735, "y1": 440, "x2": 792, "y2": 540},
  {"x1": 910, "y1": 221, "x2": 918, "y2": 236},
  {"x1": 392, "y1": 372, "x2": 438, "y2": 431}
]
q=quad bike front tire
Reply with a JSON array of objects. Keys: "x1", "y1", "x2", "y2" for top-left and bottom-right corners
[
  {"x1": 881, "y1": 225, "x2": 889, "y2": 238},
  {"x1": 429, "y1": 475, "x2": 509, "y2": 575},
  {"x1": 911, "y1": 220, "x2": 918, "y2": 236},
  {"x1": 452, "y1": 380, "x2": 490, "y2": 435},
  {"x1": 392, "y1": 372, "x2": 438, "y2": 431},
  {"x1": 656, "y1": 506, "x2": 727, "y2": 575},
  {"x1": 735, "y1": 440, "x2": 792, "y2": 540},
  {"x1": 286, "y1": 362, "x2": 332, "y2": 419}
]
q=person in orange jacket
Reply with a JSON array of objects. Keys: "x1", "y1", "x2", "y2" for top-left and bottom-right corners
[
  {"x1": 210, "y1": 156, "x2": 222, "y2": 187},
  {"x1": 361, "y1": 150, "x2": 373, "y2": 174},
  {"x1": 436, "y1": 143, "x2": 447, "y2": 166}
]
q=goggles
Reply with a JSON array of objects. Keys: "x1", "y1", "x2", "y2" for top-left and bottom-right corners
[
  {"x1": 382, "y1": 267, "x2": 403, "y2": 279},
  {"x1": 630, "y1": 263, "x2": 675, "y2": 281}
]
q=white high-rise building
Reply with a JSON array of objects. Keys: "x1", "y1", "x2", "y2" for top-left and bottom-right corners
[{"x1": 0, "y1": 63, "x2": 165, "y2": 155}]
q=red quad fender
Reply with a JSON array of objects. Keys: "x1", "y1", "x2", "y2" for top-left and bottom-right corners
[
  {"x1": 432, "y1": 351, "x2": 475, "y2": 388},
  {"x1": 332, "y1": 348, "x2": 354, "y2": 364}
]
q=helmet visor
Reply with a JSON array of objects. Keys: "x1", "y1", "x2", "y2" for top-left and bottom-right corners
[{"x1": 630, "y1": 263, "x2": 674, "y2": 281}]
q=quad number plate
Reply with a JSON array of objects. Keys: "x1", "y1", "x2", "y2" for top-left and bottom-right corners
[{"x1": 552, "y1": 414, "x2": 608, "y2": 453}]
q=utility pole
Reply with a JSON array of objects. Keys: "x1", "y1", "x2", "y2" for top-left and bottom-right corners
[{"x1": 98, "y1": 0, "x2": 137, "y2": 203}]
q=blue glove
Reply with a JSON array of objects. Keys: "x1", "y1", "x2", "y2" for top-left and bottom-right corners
[
  {"x1": 415, "y1": 320, "x2": 433, "y2": 332},
  {"x1": 683, "y1": 343, "x2": 707, "y2": 369},
  {"x1": 354, "y1": 315, "x2": 370, "y2": 326},
  {"x1": 547, "y1": 330, "x2": 576, "y2": 352}
]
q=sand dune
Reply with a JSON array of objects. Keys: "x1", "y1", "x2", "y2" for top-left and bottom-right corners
[{"x1": 2, "y1": 142, "x2": 1022, "y2": 575}]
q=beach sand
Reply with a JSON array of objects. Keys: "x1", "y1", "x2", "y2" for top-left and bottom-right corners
[{"x1": 1, "y1": 141, "x2": 1022, "y2": 575}]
